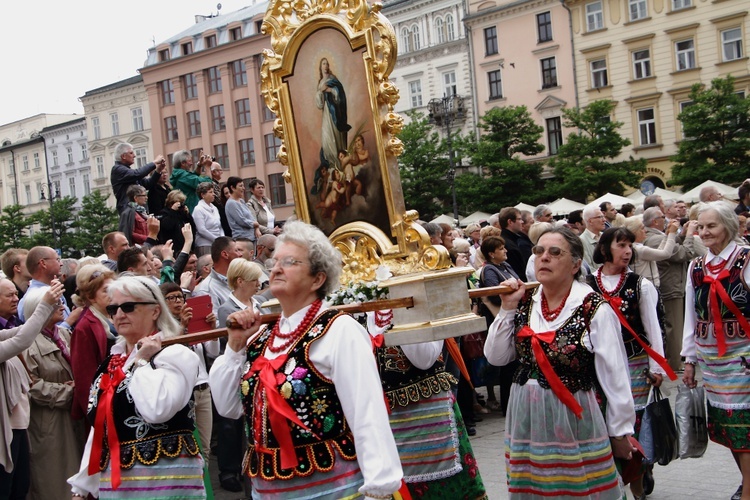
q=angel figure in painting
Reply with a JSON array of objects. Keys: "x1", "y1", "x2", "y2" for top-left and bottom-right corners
[{"x1": 315, "y1": 58, "x2": 351, "y2": 170}]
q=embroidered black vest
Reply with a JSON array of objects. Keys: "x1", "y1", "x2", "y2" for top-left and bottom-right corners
[
  {"x1": 586, "y1": 272, "x2": 649, "y2": 358},
  {"x1": 691, "y1": 247, "x2": 750, "y2": 339},
  {"x1": 87, "y1": 354, "x2": 200, "y2": 472},
  {"x1": 375, "y1": 346, "x2": 456, "y2": 409},
  {"x1": 241, "y1": 309, "x2": 357, "y2": 481},
  {"x1": 512, "y1": 288, "x2": 605, "y2": 394}
]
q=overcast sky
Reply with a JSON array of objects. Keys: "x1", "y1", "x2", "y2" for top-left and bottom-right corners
[{"x1": 1, "y1": 0, "x2": 252, "y2": 125}]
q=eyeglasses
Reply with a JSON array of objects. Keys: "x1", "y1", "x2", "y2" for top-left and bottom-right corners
[
  {"x1": 164, "y1": 294, "x2": 186, "y2": 303},
  {"x1": 589, "y1": 215, "x2": 605, "y2": 220},
  {"x1": 531, "y1": 245, "x2": 570, "y2": 258},
  {"x1": 267, "y1": 257, "x2": 308, "y2": 269},
  {"x1": 42, "y1": 256, "x2": 61, "y2": 263},
  {"x1": 106, "y1": 302, "x2": 156, "y2": 317}
]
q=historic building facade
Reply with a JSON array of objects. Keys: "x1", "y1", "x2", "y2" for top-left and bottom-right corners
[
  {"x1": 139, "y1": 3, "x2": 293, "y2": 221},
  {"x1": 564, "y1": 0, "x2": 750, "y2": 189},
  {"x1": 80, "y1": 75, "x2": 154, "y2": 207},
  {"x1": 464, "y1": 0, "x2": 578, "y2": 163},
  {"x1": 40, "y1": 117, "x2": 90, "y2": 210}
]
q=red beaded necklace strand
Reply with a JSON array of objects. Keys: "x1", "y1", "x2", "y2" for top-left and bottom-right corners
[
  {"x1": 595, "y1": 268, "x2": 627, "y2": 298},
  {"x1": 540, "y1": 288, "x2": 571, "y2": 322},
  {"x1": 267, "y1": 299, "x2": 323, "y2": 353}
]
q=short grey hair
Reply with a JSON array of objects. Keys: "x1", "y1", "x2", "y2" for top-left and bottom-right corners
[
  {"x1": 698, "y1": 201, "x2": 739, "y2": 242},
  {"x1": 22, "y1": 287, "x2": 49, "y2": 326},
  {"x1": 582, "y1": 205, "x2": 600, "y2": 222},
  {"x1": 172, "y1": 150, "x2": 192, "y2": 170},
  {"x1": 623, "y1": 215, "x2": 643, "y2": 234},
  {"x1": 420, "y1": 222, "x2": 442, "y2": 240},
  {"x1": 539, "y1": 227, "x2": 584, "y2": 280},
  {"x1": 277, "y1": 220, "x2": 342, "y2": 298},
  {"x1": 533, "y1": 205, "x2": 550, "y2": 220},
  {"x1": 663, "y1": 199, "x2": 676, "y2": 211},
  {"x1": 643, "y1": 207, "x2": 663, "y2": 228},
  {"x1": 114, "y1": 143, "x2": 133, "y2": 162},
  {"x1": 108, "y1": 275, "x2": 181, "y2": 339},
  {"x1": 487, "y1": 213, "x2": 499, "y2": 227},
  {"x1": 61, "y1": 258, "x2": 78, "y2": 277}
]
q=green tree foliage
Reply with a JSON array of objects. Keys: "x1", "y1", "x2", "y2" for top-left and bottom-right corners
[
  {"x1": 461, "y1": 106, "x2": 545, "y2": 212},
  {"x1": 547, "y1": 100, "x2": 646, "y2": 201},
  {"x1": 29, "y1": 197, "x2": 79, "y2": 254},
  {"x1": 398, "y1": 111, "x2": 452, "y2": 220},
  {"x1": 671, "y1": 75, "x2": 750, "y2": 190},
  {"x1": 72, "y1": 190, "x2": 119, "y2": 257},
  {"x1": 0, "y1": 205, "x2": 32, "y2": 251}
]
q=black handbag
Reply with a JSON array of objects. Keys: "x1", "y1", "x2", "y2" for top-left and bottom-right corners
[{"x1": 640, "y1": 387, "x2": 679, "y2": 466}]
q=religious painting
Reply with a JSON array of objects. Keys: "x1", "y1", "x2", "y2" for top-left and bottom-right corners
[{"x1": 284, "y1": 27, "x2": 389, "y2": 237}]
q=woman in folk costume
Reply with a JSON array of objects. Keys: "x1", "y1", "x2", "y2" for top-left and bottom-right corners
[
  {"x1": 364, "y1": 310, "x2": 488, "y2": 500},
  {"x1": 485, "y1": 227, "x2": 636, "y2": 499},
  {"x1": 587, "y1": 227, "x2": 676, "y2": 498},
  {"x1": 209, "y1": 220, "x2": 402, "y2": 499},
  {"x1": 68, "y1": 276, "x2": 205, "y2": 499},
  {"x1": 683, "y1": 201, "x2": 750, "y2": 500}
]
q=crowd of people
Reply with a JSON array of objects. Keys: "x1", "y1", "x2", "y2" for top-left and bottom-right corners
[{"x1": 0, "y1": 139, "x2": 748, "y2": 500}]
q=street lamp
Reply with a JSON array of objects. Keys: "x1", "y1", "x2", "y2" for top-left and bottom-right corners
[
  {"x1": 428, "y1": 94, "x2": 465, "y2": 224},
  {"x1": 40, "y1": 182, "x2": 61, "y2": 250}
]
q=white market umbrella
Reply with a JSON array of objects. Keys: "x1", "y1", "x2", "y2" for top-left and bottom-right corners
[
  {"x1": 430, "y1": 214, "x2": 460, "y2": 226},
  {"x1": 460, "y1": 211, "x2": 492, "y2": 227},
  {"x1": 680, "y1": 180, "x2": 738, "y2": 203},
  {"x1": 589, "y1": 193, "x2": 635, "y2": 210},
  {"x1": 548, "y1": 198, "x2": 585, "y2": 217},
  {"x1": 515, "y1": 202, "x2": 535, "y2": 213}
]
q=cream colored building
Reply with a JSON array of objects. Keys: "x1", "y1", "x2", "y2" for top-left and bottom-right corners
[
  {"x1": 464, "y1": 0, "x2": 578, "y2": 162},
  {"x1": 80, "y1": 75, "x2": 154, "y2": 207},
  {"x1": 565, "y1": 0, "x2": 750, "y2": 190},
  {"x1": 383, "y1": 0, "x2": 476, "y2": 140},
  {"x1": 0, "y1": 114, "x2": 79, "y2": 214},
  {"x1": 139, "y1": 3, "x2": 293, "y2": 221}
]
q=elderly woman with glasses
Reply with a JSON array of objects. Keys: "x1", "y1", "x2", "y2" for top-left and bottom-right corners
[
  {"x1": 118, "y1": 185, "x2": 150, "y2": 246},
  {"x1": 70, "y1": 264, "x2": 116, "y2": 430},
  {"x1": 68, "y1": 276, "x2": 205, "y2": 499},
  {"x1": 683, "y1": 201, "x2": 750, "y2": 500},
  {"x1": 210, "y1": 220, "x2": 402, "y2": 499},
  {"x1": 22, "y1": 287, "x2": 86, "y2": 500},
  {"x1": 485, "y1": 227, "x2": 635, "y2": 499}
]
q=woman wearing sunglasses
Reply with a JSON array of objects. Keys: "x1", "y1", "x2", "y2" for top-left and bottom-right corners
[
  {"x1": 210, "y1": 220, "x2": 402, "y2": 499},
  {"x1": 485, "y1": 227, "x2": 635, "y2": 499},
  {"x1": 68, "y1": 276, "x2": 205, "y2": 499}
]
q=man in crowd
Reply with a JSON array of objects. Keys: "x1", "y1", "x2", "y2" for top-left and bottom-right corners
[
  {"x1": 599, "y1": 201, "x2": 617, "y2": 229},
  {"x1": 170, "y1": 150, "x2": 212, "y2": 212},
  {"x1": 0, "y1": 279, "x2": 20, "y2": 329},
  {"x1": 117, "y1": 247, "x2": 151, "y2": 276},
  {"x1": 210, "y1": 162, "x2": 224, "y2": 201},
  {"x1": 234, "y1": 238, "x2": 255, "y2": 262},
  {"x1": 254, "y1": 234, "x2": 277, "y2": 275},
  {"x1": 699, "y1": 185, "x2": 723, "y2": 202},
  {"x1": 101, "y1": 232, "x2": 130, "y2": 272},
  {"x1": 422, "y1": 222, "x2": 443, "y2": 246},
  {"x1": 580, "y1": 205, "x2": 606, "y2": 272},
  {"x1": 643, "y1": 194, "x2": 665, "y2": 213},
  {"x1": 533, "y1": 205, "x2": 554, "y2": 223},
  {"x1": 498, "y1": 207, "x2": 528, "y2": 278},
  {"x1": 643, "y1": 206, "x2": 699, "y2": 371},
  {"x1": 193, "y1": 237, "x2": 241, "y2": 316},
  {"x1": 18, "y1": 247, "x2": 72, "y2": 326},
  {"x1": 565, "y1": 209, "x2": 585, "y2": 235},
  {"x1": 0, "y1": 249, "x2": 31, "y2": 300},
  {"x1": 111, "y1": 142, "x2": 165, "y2": 214}
]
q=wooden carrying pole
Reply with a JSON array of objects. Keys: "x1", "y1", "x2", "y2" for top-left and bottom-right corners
[{"x1": 162, "y1": 282, "x2": 540, "y2": 347}]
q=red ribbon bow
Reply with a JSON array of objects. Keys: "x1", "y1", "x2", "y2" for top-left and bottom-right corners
[
  {"x1": 518, "y1": 326, "x2": 583, "y2": 419},
  {"x1": 371, "y1": 334, "x2": 385, "y2": 350},
  {"x1": 604, "y1": 295, "x2": 677, "y2": 381},
  {"x1": 703, "y1": 269, "x2": 750, "y2": 357},
  {"x1": 249, "y1": 355, "x2": 313, "y2": 470},
  {"x1": 88, "y1": 368, "x2": 127, "y2": 489}
]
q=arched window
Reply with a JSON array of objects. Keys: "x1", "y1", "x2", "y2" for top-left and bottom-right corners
[
  {"x1": 400, "y1": 27, "x2": 410, "y2": 53},
  {"x1": 446, "y1": 14, "x2": 455, "y2": 41},
  {"x1": 435, "y1": 17, "x2": 445, "y2": 44},
  {"x1": 411, "y1": 24, "x2": 421, "y2": 51}
]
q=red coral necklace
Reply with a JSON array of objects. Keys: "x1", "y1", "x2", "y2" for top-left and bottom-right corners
[{"x1": 267, "y1": 299, "x2": 322, "y2": 353}]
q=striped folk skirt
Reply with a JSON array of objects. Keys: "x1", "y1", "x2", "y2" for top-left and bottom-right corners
[
  {"x1": 99, "y1": 453, "x2": 206, "y2": 499},
  {"x1": 505, "y1": 381, "x2": 623, "y2": 499}
]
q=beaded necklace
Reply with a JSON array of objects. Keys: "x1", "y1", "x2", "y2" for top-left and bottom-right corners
[
  {"x1": 540, "y1": 288, "x2": 571, "y2": 322},
  {"x1": 595, "y1": 268, "x2": 627, "y2": 299},
  {"x1": 107, "y1": 354, "x2": 127, "y2": 374},
  {"x1": 267, "y1": 299, "x2": 322, "y2": 353},
  {"x1": 374, "y1": 310, "x2": 393, "y2": 328}
]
